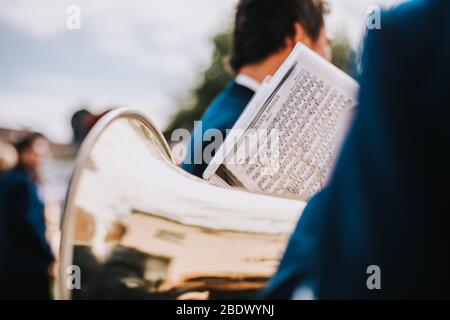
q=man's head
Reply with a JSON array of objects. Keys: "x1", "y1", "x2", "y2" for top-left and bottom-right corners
[
  {"x1": 14, "y1": 133, "x2": 50, "y2": 176},
  {"x1": 230, "y1": 0, "x2": 330, "y2": 77}
]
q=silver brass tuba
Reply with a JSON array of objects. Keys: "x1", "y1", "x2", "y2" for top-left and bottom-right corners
[{"x1": 59, "y1": 109, "x2": 306, "y2": 300}]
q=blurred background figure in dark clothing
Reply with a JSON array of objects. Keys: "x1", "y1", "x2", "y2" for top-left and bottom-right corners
[
  {"x1": 0, "y1": 133, "x2": 54, "y2": 299},
  {"x1": 71, "y1": 109, "x2": 93, "y2": 148}
]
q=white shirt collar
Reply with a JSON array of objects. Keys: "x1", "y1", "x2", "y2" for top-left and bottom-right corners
[{"x1": 235, "y1": 74, "x2": 260, "y2": 92}]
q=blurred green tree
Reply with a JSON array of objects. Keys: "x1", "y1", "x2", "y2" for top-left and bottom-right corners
[
  {"x1": 331, "y1": 37, "x2": 358, "y2": 78},
  {"x1": 164, "y1": 31, "x2": 233, "y2": 138},
  {"x1": 164, "y1": 31, "x2": 357, "y2": 137}
]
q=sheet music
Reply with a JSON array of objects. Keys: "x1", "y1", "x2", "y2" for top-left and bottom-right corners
[{"x1": 205, "y1": 44, "x2": 358, "y2": 199}]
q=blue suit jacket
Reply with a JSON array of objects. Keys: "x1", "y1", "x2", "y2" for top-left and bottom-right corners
[
  {"x1": 0, "y1": 166, "x2": 53, "y2": 275},
  {"x1": 181, "y1": 81, "x2": 255, "y2": 177},
  {"x1": 265, "y1": 0, "x2": 450, "y2": 299}
]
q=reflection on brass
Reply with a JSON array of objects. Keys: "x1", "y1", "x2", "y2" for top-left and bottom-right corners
[
  {"x1": 105, "y1": 221, "x2": 127, "y2": 244},
  {"x1": 59, "y1": 109, "x2": 306, "y2": 300},
  {"x1": 73, "y1": 207, "x2": 96, "y2": 244}
]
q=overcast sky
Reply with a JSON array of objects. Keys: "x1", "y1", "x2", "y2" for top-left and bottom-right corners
[{"x1": 0, "y1": 0, "x2": 406, "y2": 143}]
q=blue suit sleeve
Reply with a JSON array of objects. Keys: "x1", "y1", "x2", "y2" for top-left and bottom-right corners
[{"x1": 6, "y1": 181, "x2": 53, "y2": 261}]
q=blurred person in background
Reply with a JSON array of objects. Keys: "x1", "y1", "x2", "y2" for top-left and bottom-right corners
[
  {"x1": 0, "y1": 133, "x2": 54, "y2": 299},
  {"x1": 71, "y1": 108, "x2": 114, "y2": 148},
  {"x1": 71, "y1": 109, "x2": 93, "y2": 147},
  {"x1": 181, "y1": 0, "x2": 330, "y2": 177}
]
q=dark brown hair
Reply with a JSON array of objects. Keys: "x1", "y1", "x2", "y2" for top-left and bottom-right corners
[{"x1": 230, "y1": 0, "x2": 327, "y2": 72}]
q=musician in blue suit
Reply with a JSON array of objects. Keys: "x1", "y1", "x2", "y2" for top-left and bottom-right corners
[
  {"x1": 0, "y1": 133, "x2": 54, "y2": 299},
  {"x1": 264, "y1": 0, "x2": 450, "y2": 299},
  {"x1": 182, "y1": 0, "x2": 331, "y2": 177}
]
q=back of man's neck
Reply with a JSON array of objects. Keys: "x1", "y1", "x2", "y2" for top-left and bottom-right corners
[
  {"x1": 238, "y1": 51, "x2": 288, "y2": 83},
  {"x1": 238, "y1": 66, "x2": 270, "y2": 84}
]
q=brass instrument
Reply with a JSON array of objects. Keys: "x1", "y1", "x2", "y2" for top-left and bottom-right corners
[{"x1": 59, "y1": 109, "x2": 306, "y2": 300}]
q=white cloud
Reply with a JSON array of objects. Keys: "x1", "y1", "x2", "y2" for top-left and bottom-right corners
[
  {"x1": 0, "y1": 0, "x2": 407, "y2": 143},
  {"x1": 0, "y1": 0, "x2": 67, "y2": 38},
  {"x1": 0, "y1": 0, "x2": 235, "y2": 73}
]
